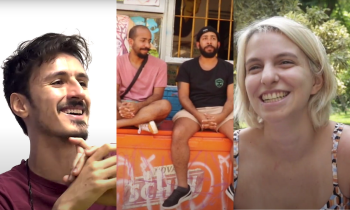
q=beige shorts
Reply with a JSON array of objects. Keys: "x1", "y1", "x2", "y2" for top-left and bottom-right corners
[{"x1": 172, "y1": 106, "x2": 233, "y2": 132}]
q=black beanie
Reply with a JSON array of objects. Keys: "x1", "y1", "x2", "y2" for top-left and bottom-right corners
[{"x1": 196, "y1": 25, "x2": 220, "y2": 42}]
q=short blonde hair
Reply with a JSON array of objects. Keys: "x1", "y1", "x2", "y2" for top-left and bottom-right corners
[{"x1": 234, "y1": 16, "x2": 337, "y2": 129}]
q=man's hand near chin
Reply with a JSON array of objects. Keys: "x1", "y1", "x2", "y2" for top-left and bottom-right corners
[{"x1": 52, "y1": 138, "x2": 116, "y2": 210}]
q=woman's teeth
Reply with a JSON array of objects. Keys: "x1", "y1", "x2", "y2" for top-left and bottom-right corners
[{"x1": 262, "y1": 92, "x2": 288, "y2": 103}]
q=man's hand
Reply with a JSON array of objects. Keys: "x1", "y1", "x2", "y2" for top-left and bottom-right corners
[
  {"x1": 122, "y1": 102, "x2": 140, "y2": 115},
  {"x1": 54, "y1": 140, "x2": 116, "y2": 209},
  {"x1": 62, "y1": 138, "x2": 97, "y2": 183},
  {"x1": 118, "y1": 102, "x2": 139, "y2": 119},
  {"x1": 195, "y1": 113, "x2": 211, "y2": 131},
  {"x1": 203, "y1": 113, "x2": 226, "y2": 131}
]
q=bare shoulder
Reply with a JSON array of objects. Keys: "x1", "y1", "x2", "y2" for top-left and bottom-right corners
[
  {"x1": 237, "y1": 127, "x2": 261, "y2": 141},
  {"x1": 235, "y1": 127, "x2": 262, "y2": 154},
  {"x1": 337, "y1": 123, "x2": 350, "y2": 198}
]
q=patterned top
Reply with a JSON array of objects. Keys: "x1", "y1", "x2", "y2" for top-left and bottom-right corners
[{"x1": 233, "y1": 123, "x2": 350, "y2": 209}]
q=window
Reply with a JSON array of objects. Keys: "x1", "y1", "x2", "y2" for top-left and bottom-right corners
[
  {"x1": 117, "y1": 0, "x2": 234, "y2": 85},
  {"x1": 117, "y1": 0, "x2": 166, "y2": 14},
  {"x1": 162, "y1": 0, "x2": 234, "y2": 64}
]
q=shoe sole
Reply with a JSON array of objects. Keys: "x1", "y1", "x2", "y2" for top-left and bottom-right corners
[
  {"x1": 149, "y1": 121, "x2": 158, "y2": 134},
  {"x1": 225, "y1": 187, "x2": 233, "y2": 201},
  {"x1": 162, "y1": 191, "x2": 192, "y2": 209}
]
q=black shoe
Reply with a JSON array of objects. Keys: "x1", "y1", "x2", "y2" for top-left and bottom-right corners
[
  {"x1": 225, "y1": 184, "x2": 234, "y2": 201},
  {"x1": 162, "y1": 185, "x2": 192, "y2": 209}
]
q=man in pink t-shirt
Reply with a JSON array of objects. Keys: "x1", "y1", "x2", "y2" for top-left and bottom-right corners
[{"x1": 117, "y1": 25, "x2": 171, "y2": 134}]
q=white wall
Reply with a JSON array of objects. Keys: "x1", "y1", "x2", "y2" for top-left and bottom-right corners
[{"x1": 0, "y1": 1, "x2": 116, "y2": 173}]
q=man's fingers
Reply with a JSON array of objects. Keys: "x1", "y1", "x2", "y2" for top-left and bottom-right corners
[
  {"x1": 68, "y1": 137, "x2": 91, "y2": 150},
  {"x1": 98, "y1": 155, "x2": 117, "y2": 169},
  {"x1": 72, "y1": 153, "x2": 88, "y2": 176},
  {"x1": 63, "y1": 175, "x2": 70, "y2": 183},
  {"x1": 119, "y1": 110, "x2": 134, "y2": 118},
  {"x1": 89, "y1": 144, "x2": 116, "y2": 162},
  {"x1": 84, "y1": 146, "x2": 99, "y2": 157},
  {"x1": 63, "y1": 174, "x2": 76, "y2": 184},
  {"x1": 201, "y1": 124, "x2": 210, "y2": 130},
  {"x1": 100, "y1": 177, "x2": 117, "y2": 191},
  {"x1": 101, "y1": 165, "x2": 117, "y2": 179}
]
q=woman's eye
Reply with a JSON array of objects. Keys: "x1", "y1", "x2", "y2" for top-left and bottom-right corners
[
  {"x1": 281, "y1": 60, "x2": 293, "y2": 65},
  {"x1": 248, "y1": 66, "x2": 260, "y2": 71}
]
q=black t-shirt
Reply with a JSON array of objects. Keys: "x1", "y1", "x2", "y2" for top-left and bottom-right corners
[{"x1": 176, "y1": 57, "x2": 233, "y2": 108}]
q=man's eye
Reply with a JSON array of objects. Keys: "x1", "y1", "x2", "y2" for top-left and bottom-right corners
[
  {"x1": 51, "y1": 80, "x2": 63, "y2": 85},
  {"x1": 80, "y1": 81, "x2": 88, "y2": 87}
]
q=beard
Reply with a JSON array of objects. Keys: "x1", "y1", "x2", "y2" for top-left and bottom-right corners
[
  {"x1": 32, "y1": 102, "x2": 89, "y2": 141},
  {"x1": 136, "y1": 52, "x2": 149, "y2": 59},
  {"x1": 38, "y1": 117, "x2": 89, "y2": 141},
  {"x1": 135, "y1": 47, "x2": 150, "y2": 59},
  {"x1": 199, "y1": 45, "x2": 219, "y2": 58}
]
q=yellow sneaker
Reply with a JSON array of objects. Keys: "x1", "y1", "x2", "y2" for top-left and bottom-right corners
[{"x1": 138, "y1": 121, "x2": 158, "y2": 134}]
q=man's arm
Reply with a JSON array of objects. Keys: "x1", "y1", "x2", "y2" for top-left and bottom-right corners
[
  {"x1": 117, "y1": 84, "x2": 122, "y2": 110},
  {"x1": 177, "y1": 82, "x2": 202, "y2": 120},
  {"x1": 220, "y1": 83, "x2": 233, "y2": 118},
  {"x1": 136, "y1": 87, "x2": 165, "y2": 109}
]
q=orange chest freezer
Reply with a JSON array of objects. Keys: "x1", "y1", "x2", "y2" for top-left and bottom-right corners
[{"x1": 117, "y1": 121, "x2": 233, "y2": 210}]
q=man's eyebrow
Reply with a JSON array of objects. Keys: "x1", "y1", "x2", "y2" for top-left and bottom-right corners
[{"x1": 44, "y1": 71, "x2": 89, "y2": 81}]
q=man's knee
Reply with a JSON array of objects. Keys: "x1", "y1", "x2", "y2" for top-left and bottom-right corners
[
  {"x1": 172, "y1": 124, "x2": 188, "y2": 145},
  {"x1": 219, "y1": 120, "x2": 233, "y2": 141},
  {"x1": 159, "y1": 99, "x2": 172, "y2": 114}
]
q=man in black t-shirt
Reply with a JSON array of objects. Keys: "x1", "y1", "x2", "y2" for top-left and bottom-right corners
[{"x1": 162, "y1": 26, "x2": 234, "y2": 209}]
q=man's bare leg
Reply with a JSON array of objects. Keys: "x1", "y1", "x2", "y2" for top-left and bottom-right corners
[
  {"x1": 171, "y1": 118, "x2": 200, "y2": 188},
  {"x1": 117, "y1": 99, "x2": 171, "y2": 128},
  {"x1": 218, "y1": 119, "x2": 233, "y2": 141},
  {"x1": 218, "y1": 119, "x2": 234, "y2": 199},
  {"x1": 218, "y1": 119, "x2": 233, "y2": 164}
]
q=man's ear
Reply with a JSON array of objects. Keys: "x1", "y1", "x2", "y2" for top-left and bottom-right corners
[
  {"x1": 311, "y1": 73, "x2": 323, "y2": 95},
  {"x1": 196, "y1": 41, "x2": 200, "y2": 49},
  {"x1": 128, "y1": 38, "x2": 134, "y2": 48},
  {"x1": 10, "y1": 93, "x2": 29, "y2": 118}
]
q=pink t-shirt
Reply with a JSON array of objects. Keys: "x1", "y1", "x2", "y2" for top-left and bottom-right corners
[{"x1": 117, "y1": 54, "x2": 167, "y2": 102}]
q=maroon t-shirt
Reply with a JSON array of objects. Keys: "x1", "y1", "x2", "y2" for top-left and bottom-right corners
[{"x1": 0, "y1": 160, "x2": 115, "y2": 210}]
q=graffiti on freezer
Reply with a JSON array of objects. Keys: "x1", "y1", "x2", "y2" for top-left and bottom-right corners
[{"x1": 117, "y1": 152, "x2": 232, "y2": 210}]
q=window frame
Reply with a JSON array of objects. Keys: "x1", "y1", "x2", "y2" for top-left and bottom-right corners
[
  {"x1": 116, "y1": 1, "x2": 166, "y2": 14},
  {"x1": 161, "y1": 0, "x2": 233, "y2": 65}
]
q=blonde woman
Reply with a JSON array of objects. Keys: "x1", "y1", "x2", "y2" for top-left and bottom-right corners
[{"x1": 233, "y1": 16, "x2": 350, "y2": 209}]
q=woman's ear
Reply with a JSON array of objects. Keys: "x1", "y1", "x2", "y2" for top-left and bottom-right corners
[{"x1": 311, "y1": 74, "x2": 323, "y2": 95}]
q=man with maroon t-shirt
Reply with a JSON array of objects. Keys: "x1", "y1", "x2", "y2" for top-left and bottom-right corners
[{"x1": 0, "y1": 33, "x2": 116, "y2": 209}]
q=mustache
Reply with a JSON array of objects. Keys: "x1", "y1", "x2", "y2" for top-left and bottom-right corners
[
  {"x1": 57, "y1": 100, "x2": 88, "y2": 112},
  {"x1": 204, "y1": 45, "x2": 215, "y2": 49},
  {"x1": 140, "y1": 48, "x2": 150, "y2": 51}
]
